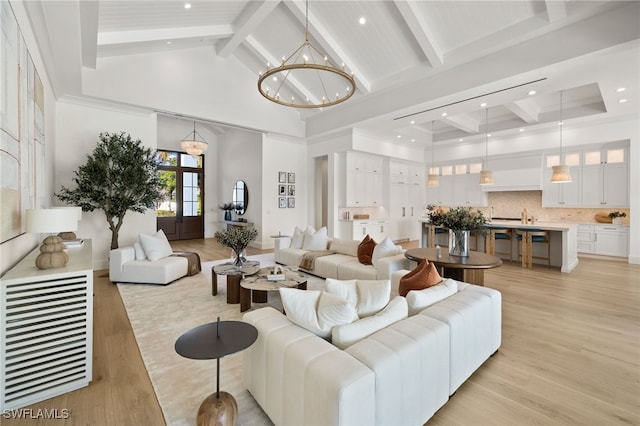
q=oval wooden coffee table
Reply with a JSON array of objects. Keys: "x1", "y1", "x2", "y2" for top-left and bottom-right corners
[
  {"x1": 239, "y1": 267, "x2": 307, "y2": 312},
  {"x1": 405, "y1": 247, "x2": 502, "y2": 286}
]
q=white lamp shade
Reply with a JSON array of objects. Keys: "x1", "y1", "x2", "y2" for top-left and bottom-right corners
[
  {"x1": 53, "y1": 206, "x2": 83, "y2": 221},
  {"x1": 25, "y1": 209, "x2": 78, "y2": 233}
]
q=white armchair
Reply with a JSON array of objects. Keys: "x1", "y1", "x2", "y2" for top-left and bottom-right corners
[{"x1": 109, "y1": 246, "x2": 188, "y2": 285}]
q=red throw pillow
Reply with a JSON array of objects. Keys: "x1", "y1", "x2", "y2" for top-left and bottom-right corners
[
  {"x1": 357, "y1": 234, "x2": 377, "y2": 265},
  {"x1": 398, "y1": 259, "x2": 443, "y2": 297}
]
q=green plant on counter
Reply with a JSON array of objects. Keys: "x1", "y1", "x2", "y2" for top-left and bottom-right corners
[{"x1": 608, "y1": 211, "x2": 627, "y2": 218}]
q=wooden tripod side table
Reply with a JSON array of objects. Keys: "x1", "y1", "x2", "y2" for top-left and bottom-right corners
[{"x1": 175, "y1": 318, "x2": 258, "y2": 426}]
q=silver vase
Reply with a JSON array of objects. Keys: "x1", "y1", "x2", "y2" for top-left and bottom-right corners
[{"x1": 449, "y1": 229, "x2": 470, "y2": 256}]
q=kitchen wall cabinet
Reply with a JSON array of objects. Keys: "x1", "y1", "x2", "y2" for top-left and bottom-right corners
[
  {"x1": 344, "y1": 152, "x2": 384, "y2": 207},
  {"x1": 542, "y1": 151, "x2": 581, "y2": 207},
  {"x1": 576, "y1": 224, "x2": 628, "y2": 257},
  {"x1": 425, "y1": 163, "x2": 487, "y2": 207},
  {"x1": 542, "y1": 145, "x2": 628, "y2": 208},
  {"x1": 581, "y1": 147, "x2": 628, "y2": 207}
]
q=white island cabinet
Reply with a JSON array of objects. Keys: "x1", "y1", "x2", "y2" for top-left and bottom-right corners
[
  {"x1": 1, "y1": 240, "x2": 93, "y2": 411},
  {"x1": 419, "y1": 220, "x2": 579, "y2": 273}
]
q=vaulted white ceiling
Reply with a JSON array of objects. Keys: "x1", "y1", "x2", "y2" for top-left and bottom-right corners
[{"x1": 21, "y1": 0, "x2": 640, "y2": 146}]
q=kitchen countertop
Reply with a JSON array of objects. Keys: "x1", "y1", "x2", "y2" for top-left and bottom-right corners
[{"x1": 418, "y1": 218, "x2": 577, "y2": 231}]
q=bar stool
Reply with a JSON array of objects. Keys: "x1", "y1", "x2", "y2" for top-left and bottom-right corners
[
  {"x1": 487, "y1": 227, "x2": 512, "y2": 261},
  {"x1": 434, "y1": 227, "x2": 448, "y2": 247},
  {"x1": 516, "y1": 229, "x2": 551, "y2": 268}
]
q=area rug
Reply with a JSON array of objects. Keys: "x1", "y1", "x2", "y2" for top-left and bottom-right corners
[{"x1": 117, "y1": 254, "x2": 326, "y2": 426}]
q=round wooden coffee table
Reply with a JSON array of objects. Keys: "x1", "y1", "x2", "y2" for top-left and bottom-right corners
[
  {"x1": 211, "y1": 261, "x2": 260, "y2": 304},
  {"x1": 239, "y1": 267, "x2": 308, "y2": 312},
  {"x1": 405, "y1": 247, "x2": 502, "y2": 286}
]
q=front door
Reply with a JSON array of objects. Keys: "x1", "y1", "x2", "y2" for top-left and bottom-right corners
[{"x1": 156, "y1": 150, "x2": 205, "y2": 240}]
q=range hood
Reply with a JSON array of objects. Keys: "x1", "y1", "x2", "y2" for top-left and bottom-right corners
[{"x1": 481, "y1": 154, "x2": 543, "y2": 192}]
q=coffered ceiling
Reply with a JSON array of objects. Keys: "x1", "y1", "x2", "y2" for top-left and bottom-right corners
[{"x1": 21, "y1": 0, "x2": 640, "y2": 145}]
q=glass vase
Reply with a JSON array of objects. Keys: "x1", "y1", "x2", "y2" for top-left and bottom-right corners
[
  {"x1": 224, "y1": 210, "x2": 232, "y2": 221},
  {"x1": 449, "y1": 229, "x2": 470, "y2": 257}
]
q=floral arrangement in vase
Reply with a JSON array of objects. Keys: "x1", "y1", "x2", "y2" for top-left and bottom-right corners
[
  {"x1": 427, "y1": 206, "x2": 488, "y2": 231},
  {"x1": 608, "y1": 211, "x2": 627, "y2": 224},
  {"x1": 427, "y1": 206, "x2": 488, "y2": 256},
  {"x1": 214, "y1": 227, "x2": 258, "y2": 266}
]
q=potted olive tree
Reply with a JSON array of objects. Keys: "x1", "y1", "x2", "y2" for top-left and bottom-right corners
[{"x1": 56, "y1": 132, "x2": 162, "y2": 250}]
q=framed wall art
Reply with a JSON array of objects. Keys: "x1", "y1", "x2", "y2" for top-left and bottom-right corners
[
  {"x1": 287, "y1": 197, "x2": 295, "y2": 208},
  {"x1": 278, "y1": 171, "x2": 287, "y2": 183},
  {"x1": 278, "y1": 184, "x2": 286, "y2": 196},
  {"x1": 278, "y1": 197, "x2": 286, "y2": 208},
  {"x1": 288, "y1": 185, "x2": 295, "y2": 196},
  {"x1": 288, "y1": 172, "x2": 295, "y2": 183}
]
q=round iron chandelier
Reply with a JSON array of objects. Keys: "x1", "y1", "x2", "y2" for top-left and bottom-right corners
[{"x1": 257, "y1": 0, "x2": 356, "y2": 109}]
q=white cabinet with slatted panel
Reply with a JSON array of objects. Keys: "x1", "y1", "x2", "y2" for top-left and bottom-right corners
[{"x1": 1, "y1": 240, "x2": 93, "y2": 411}]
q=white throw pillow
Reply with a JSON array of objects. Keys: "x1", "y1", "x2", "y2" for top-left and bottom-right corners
[
  {"x1": 133, "y1": 242, "x2": 147, "y2": 260},
  {"x1": 290, "y1": 226, "x2": 305, "y2": 249},
  {"x1": 279, "y1": 288, "x2": 358, "y2": 339},
  {"x1": 332, "y1": 296, "x2": 408, "y2": 349},
  {"x1": 371, "y1": 237, "x2": 401, "y2": 267},
  {"x1": 325, "y1": 278, "x2": 391, "y2": 318},
  {"x1": 406, "y1": 278, "x2": 458, "y2": 316},
  {"x1": 139, "y1": 229, "x2": 173, "y2": 261},
  {"x1": 302, "y1": 226, "x2": 329, "y2": 251}
]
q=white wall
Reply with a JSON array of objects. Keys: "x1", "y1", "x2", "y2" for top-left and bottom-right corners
[
  {"x1": 1, "y1": 1, "x2": 56, "y2": 276},
  {"x1": 260, "y1": 133, "x2": 308, "y2": 249},
  {"x1": 82, "y1": 47, "x2": 305, "y2": 138},
  {"x1": 216, "y1": 128, "x2": 263, "y2": 245},
  {"x1": 55, "y1": 97, "x2": 159, "y2": 269}
]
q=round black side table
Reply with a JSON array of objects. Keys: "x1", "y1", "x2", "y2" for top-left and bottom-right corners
[{"x1": 175, "y1": 318, "x2": 258, "y2": 426}]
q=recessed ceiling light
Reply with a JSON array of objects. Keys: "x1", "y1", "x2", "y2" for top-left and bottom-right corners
[
  {"x1": 487, "y1": 134, "x2": 492, "y2": 137},
  {"x1": 359, "y1": 17, "x2": 366, "y2": 25},
  {"x1": 184, "y1": 3, "x2": 191, "y2": 9},
  {"x1": 396, "y1": 135, "x2": 402, "y2": 139},
  {"x1": 616, "y1": 87, "x2": 626, "y2": 92},
  {"x1": 519, "y1": 128, "x2": 524, "y2": 132},
  {"x1": 166, "y1": 41, "x2": 172, "y2": 45},
  {"x1": 441, "y1": 112, "x2": 447, "y2": 117},
  {"x1": 480, "y1": 102, "x2": 487, "y2": 107},
  {"x1": 411, "y1": 139, "x2": 415, "y2": 142},
  {"x1": 528, "y1": 90, "x2": 536, "y2": 95},
  {"x1": 410, "y1": 120, "x2": 415, "y2": 124},
  {"x1": 619, "y1": 99, "x2": 627, "y2": 103},
  {"x1": 458, "y1": 138, "x2": 463, "y2": 142}
]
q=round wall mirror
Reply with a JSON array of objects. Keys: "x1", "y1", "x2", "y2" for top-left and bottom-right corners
[{"x1": 232, "y1": 180, "x2": 248, "y2": 215}]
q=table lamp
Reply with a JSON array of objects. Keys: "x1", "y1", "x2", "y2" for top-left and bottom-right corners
[
  {"x1": 53, "y1": 206, "x2": 83, "y2": 240},
  {"x1": 25, "y1": 208, "x2": 79, "y2": 269}
]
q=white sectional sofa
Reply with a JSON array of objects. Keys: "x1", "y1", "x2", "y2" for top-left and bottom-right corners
[
  {"x1": 274, "y1": 235, "x2": 410, "y2": 280},
  {"x1": 109, "y1": 246, "x2": 188, "y2": 285},
  {"x1": 243, "y1": 276, "x2": 502, "y2": 426}
]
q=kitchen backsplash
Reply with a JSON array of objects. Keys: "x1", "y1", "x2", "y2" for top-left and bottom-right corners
[{"x1": 480, "y1": 191, "x2": 630, "y2": 224}]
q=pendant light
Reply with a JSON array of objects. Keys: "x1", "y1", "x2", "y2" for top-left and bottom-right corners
[
  {"x1": 479, "y1": 107, "x2": 494, "y2": 185},
  {"x1": 551, "y1": 90, "x2": 572, "y2": 183},
  {"x1": 427, "y1": 120, "x2": 439, "y2": 187},
  {"x1": 181, "y1": 121, "x2": 208, "y2": 157}
]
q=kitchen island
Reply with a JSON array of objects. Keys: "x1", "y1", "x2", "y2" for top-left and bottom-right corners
[{"x1": 419, "y1": 219, "x2": 579, "y2": 273}]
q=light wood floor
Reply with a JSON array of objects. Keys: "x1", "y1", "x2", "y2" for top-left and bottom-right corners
[{"x1": 4, "y1": 239, "x2": 638, "y2": 425}]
